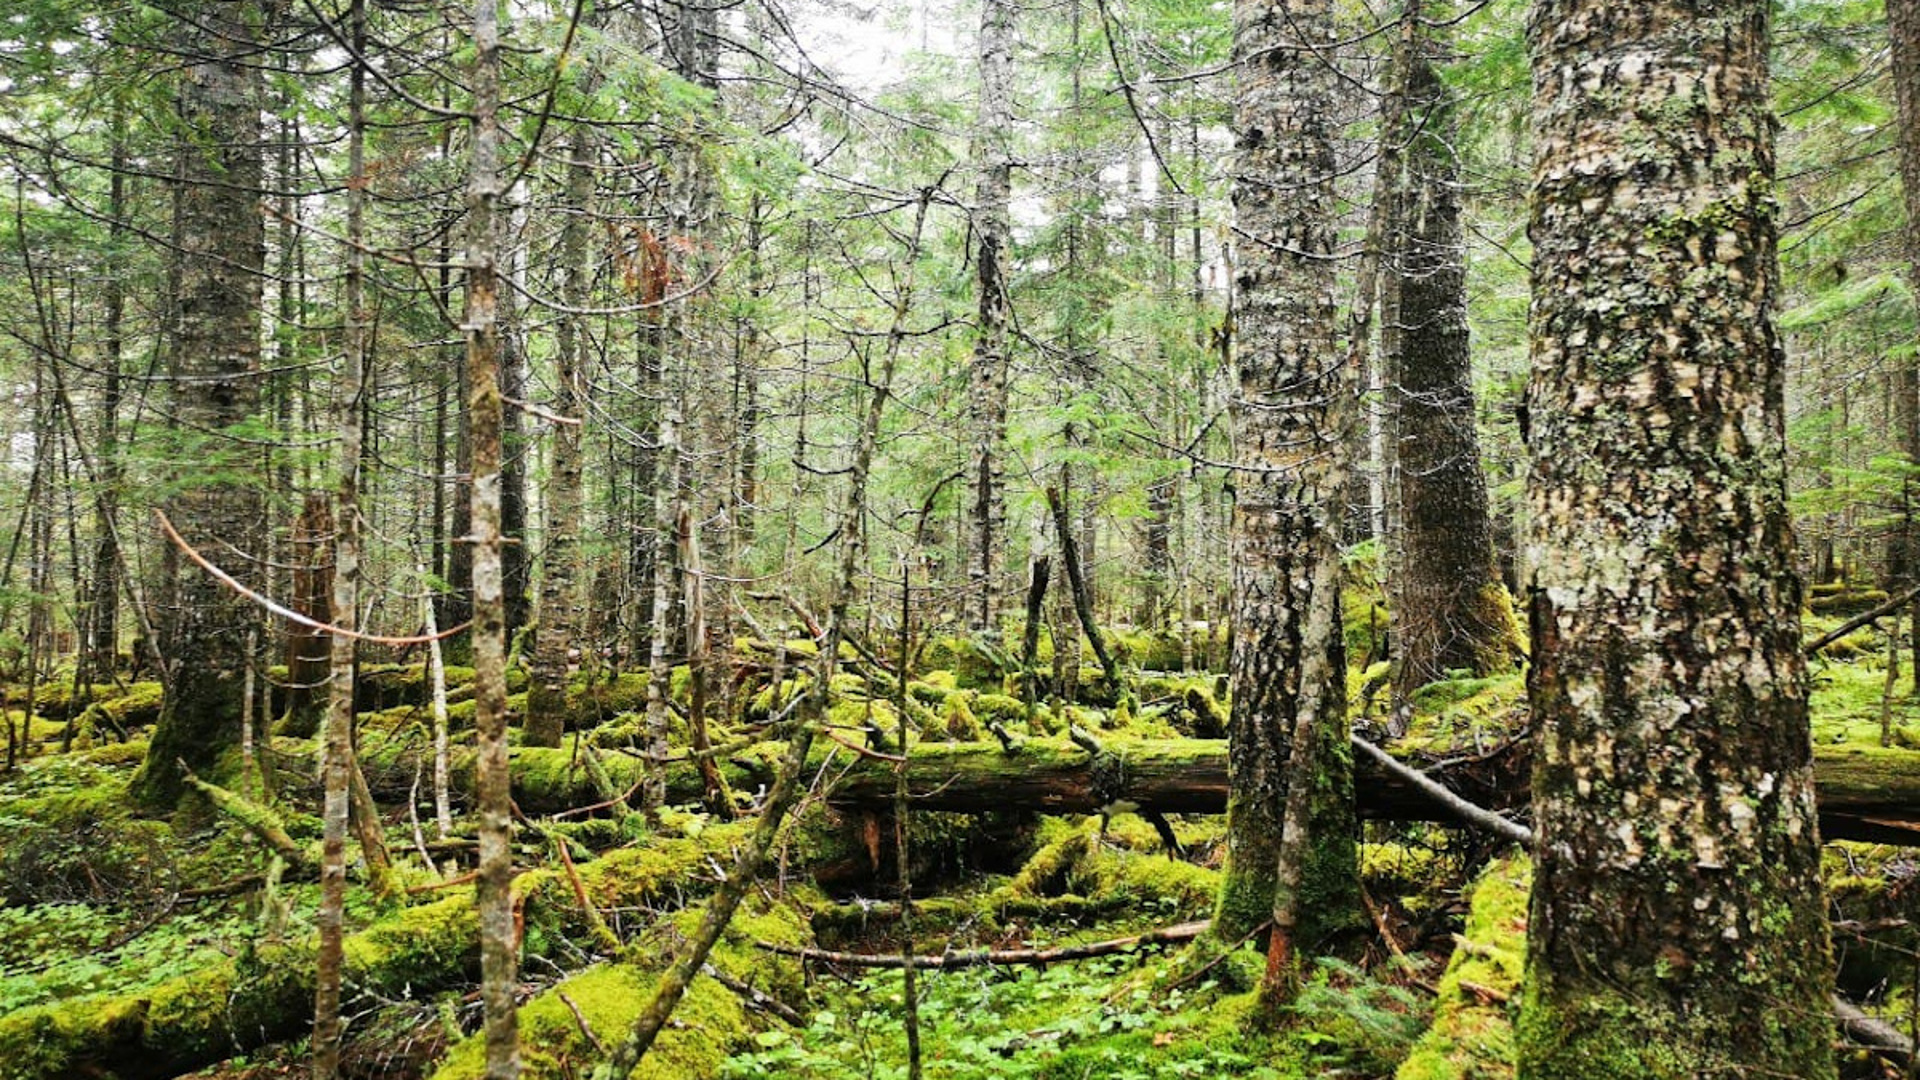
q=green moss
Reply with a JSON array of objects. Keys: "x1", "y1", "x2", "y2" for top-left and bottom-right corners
[
  {"x1": 431, "y1": 964, "x2": 750, "y2": 1080},
  {"x1": 942, "y1": 693, "x2": 981, "y2": 740},
  {"x1": 1394, "y1": 856, "x2": 1526, "y2": 1080},
  {"x1": 920, "y1": 637, "x2": 1008, "y2": 689},
  {"x1": 343, "y1": 893, "x2": 479, "y2": 988},
  {"x1": 1401, "y1": 672, "x2": 1526, "y2": 754},
  {"x1": 971, "y1": 692, "x2": 1031, "y2": 730},
  {"x1": 0, "y1": 993, "x2": 147, "y2": 1080}
]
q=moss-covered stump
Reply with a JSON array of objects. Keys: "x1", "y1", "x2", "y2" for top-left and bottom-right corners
[
  {"x1": 0, "y1": 821, "x2": 767, "y2": 1080},
  {"x1": 1396, "y1": 856, "x2": 1526, "y2": 1080}
]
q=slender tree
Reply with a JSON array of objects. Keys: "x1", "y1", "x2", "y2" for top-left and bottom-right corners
[
  {"x1": 1213, "y1": 0, "x2": 1361, "y2": 983},
  {"x1": 526, "y1": 113, "x2": 595, "y2": 750},
  {"x1": 968, "y1": 0, "x2": 1016, "y2": 631},
  {"x1": 1890, "y1": 0, "x2": 1920, "y2": 683},
  {"x1": 466, "y1": 0, "x2": 519, "y2": 1073},
  {"x1": 1518, "y1": 1, "x2": 1835, "y2": 1074},
  {"x1": 314, "y1": 1, "x2": 369, "y2": 1072}
]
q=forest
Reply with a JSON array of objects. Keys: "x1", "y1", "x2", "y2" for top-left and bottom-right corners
[{"x1": 2, "y1": 0, "x2": 1917, "y2": 1076}]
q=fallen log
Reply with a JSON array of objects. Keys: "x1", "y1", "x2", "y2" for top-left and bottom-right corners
[
  {"x1": 758, "y1": 919, "x2": 1211, "y2": 970},
  {"x1": 818, "y1": 737, "x2": 1920, "y2": 845}
]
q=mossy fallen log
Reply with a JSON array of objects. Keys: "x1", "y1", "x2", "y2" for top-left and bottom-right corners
[
  {"x1": 818, "y1": 738, "x2": 1920, "y2": 844},
  {"x1": 0, "y1": 823, "x2": 762, "y2": 1080}
]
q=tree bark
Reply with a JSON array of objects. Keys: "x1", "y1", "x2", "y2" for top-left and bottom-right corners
[
  {"x1": 465, "y1": 0, "x2": 520, "y2": 1073},
  {"x1": 314, "y1": 5, "x2": 368, "y2": 1072},
  {"x1": 135, "y1": 1, "x2": 267, "y2": 809},
  {"x1": 1519, "y1": 2, "x2": 1836, "y2": 1075},
  {"x1": 1384, "y1": 0, "x2": 1519, "y2": 704},
  {"x1": 1215, "y1": 0, "x2": 1361, "y2": 956},
  {"x1": 968, "y1": 0, "x2": 1016, "y2": 632},
  {"x1": 525, "y1": 115, "x2": 595, "y2": 751},
  {"x1": 1889, "y1": 0, "x2": 1920, "y2": 694}
]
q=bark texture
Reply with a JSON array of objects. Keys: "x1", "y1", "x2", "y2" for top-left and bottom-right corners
[
  {"x1": 1215, "y1": 0, "x2": 1360, "y2": 950},
  {"x1": 465, "y1": 0, "x2": 519, "y2": 1074},
  {"x1": 1385, "y1": 0, "x2": 1519, "y2": 702},
  {"x1": 525, "y1": 115, "x2": 595, "y2": 751},
  {"x1": 1519, "y1": 3, "x2": 1835, "y2": 1075},
  {"x1": 1890, "y1": 0, "x2": 1920, "y2": 655},
  {"x1": 135, "y1": 1, "x2": 266, "y2": 808},
  {"x1": 968, "y1": 0, "x2": 1016, "y2": 631},
  {"x1": 314, "y1": 6, "x2": 368, "y2": 1072}
]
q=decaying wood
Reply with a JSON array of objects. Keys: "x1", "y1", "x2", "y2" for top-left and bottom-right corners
[
  {"x1": 1833, "y1": 994, "x2": 1913, "y2": 1067},
  {"x1": 758, "y1": 919, "x2": 1210, "y2": 970},
  {"x1": 815, "y1": 737, "x2": 1920, "y2": 844}
]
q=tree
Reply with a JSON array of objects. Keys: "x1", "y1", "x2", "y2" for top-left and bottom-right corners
[
  {"x1": 968, "y1": 0, "x2": 1016, "y2": 632},
  {"x1": 1518, "y1": 2, "x2": 1836, "y2": 1074},
  {"x1": 133, "y1": 1, "x2": 268, "y2": 808},
  {"x1": 1214, "y1": 0, "x2": 1361, "y2": 993},
  {"x1": 465, "y1": 0, "x2": 519, "y2": 1073},
  {"x1": 1891, "y1": 0, "x2": 1920, "y2": 681},
  {"x1": 1384, "y1": 0, "x2": 1520, "y2": 706}
]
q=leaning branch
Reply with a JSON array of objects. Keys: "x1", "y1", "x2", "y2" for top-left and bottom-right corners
[
  {"x1": 1350, "y1": 735, "x2": 1533, "y2": 845},
  {"x1": 1805, "y1": 584, "x2": 1920, "y2": 656},
  {"x1": 156, "y1": 509, "x2": 470, "y2": 646}
]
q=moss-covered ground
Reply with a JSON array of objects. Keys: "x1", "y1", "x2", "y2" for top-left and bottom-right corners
[{"x1": 3, "y1": 598, "x2": 1919, "y2": 1078}]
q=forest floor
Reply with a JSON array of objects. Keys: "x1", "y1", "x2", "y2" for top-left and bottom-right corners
[{"x1": 2, "y1": 584, "x2": 1918, "y2": 1080}]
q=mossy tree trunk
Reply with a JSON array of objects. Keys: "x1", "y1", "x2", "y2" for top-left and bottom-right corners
[
  {"x1": 464, "y1": 1, "x2": 519, "y2": 1074},
  {"x1": 1384, "y1": 0, "x2": 1519, "y2": 706},
  {"x1": 1214, "y1": 0, "x2": 1361, "y2": 959},
  {"x1": 134, "y1": 0, "x2": 267, "y2": 810},
  {"x1": 1518, "y1": 2, "x2": 1835, "y2": 1075}
]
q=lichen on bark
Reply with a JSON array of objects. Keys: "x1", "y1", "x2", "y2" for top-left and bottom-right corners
[
  {"x1": 1518, "y1": 2, "x2": 1835, "y2": 1075},
  {"x1": 1215, "y1": 0, "x2": 1361, "y2": 960}
]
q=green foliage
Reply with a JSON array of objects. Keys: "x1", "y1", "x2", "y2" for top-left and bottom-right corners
[{"x1": 723, "y1": 957, "x2": 1302, "y2": 1080}]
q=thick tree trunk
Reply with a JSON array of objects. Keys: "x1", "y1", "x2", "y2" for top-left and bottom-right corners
[
  {"x1": 1889, "y1": 0, "x2": 1920, "y2": 690},
  {"x1": 1385, "y1": 0, "x2": 1520, "y2": 704},
  {"x1": 1519, "y1": 3, "x2": 1836, "y2": 1076},
  {"x1": 135, "y1": 1, "x2": 267, "y2": 809},
  {"x1": 968, "y1": 0, "x2": 1016, "y2": 632},
  {"x1": 1215, "y1": 0, "x2": 1361, "y2": 955}
]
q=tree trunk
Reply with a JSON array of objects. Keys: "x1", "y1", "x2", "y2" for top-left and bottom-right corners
[
  {"x1": 1519, "y1": 3, "x2": 1836, "y2": 1075},
  {"x1": 1385, "y1": 0, "x2": 1519, "y2": 704},
  {"x1": 1214, "y1": 0, "x2": 1361, "y2": 958},
  {"x1": 464, "y1": 0, "x2": 520, "y2": 1072},
  {"x1": 968, "y1": 0, "x2": 1016, "y2": 632},
  {"x1": 1888, "y1": 0, "x2": 1920, "y2": 694},
  {"x1": 285, "y1": 494, "x2": 333, "y2": 739},
  {"x1": 90, "y1": 107, "x2": 127, "y2": 675},
  {"x1": 313, "y1": 4, "x2": 368, "y2": 1071},
  {"x1": 135, "y1": 1, "x2": 267, "y2": 809},
  {"x1": 525, "y1": 116, "x2": 595, "y2": 751}
]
